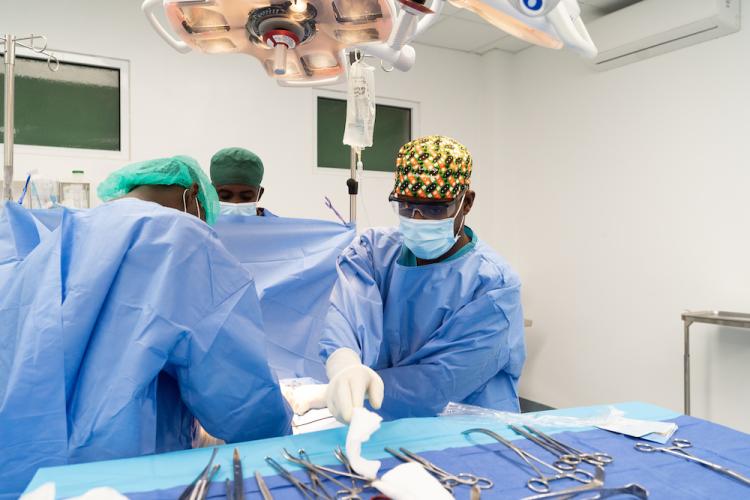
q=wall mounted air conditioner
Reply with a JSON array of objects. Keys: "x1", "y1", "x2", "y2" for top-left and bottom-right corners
[{"x1": 588, "y1": 0, "x2": 740, "y2": 71}]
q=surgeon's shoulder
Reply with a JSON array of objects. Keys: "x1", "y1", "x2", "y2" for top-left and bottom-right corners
[
  {"x1": 345, "y1": 227, "x2": 402, "y2": 262},
  {"x1": 93, "y1": 198, "x2": 218, "y2": 244},
  {"x1": 472, "y1": 240, "x2": 521, "y2": 290}
]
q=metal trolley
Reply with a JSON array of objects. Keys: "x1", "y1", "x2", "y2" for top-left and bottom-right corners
[{"x1": 683, "y1": 311, "x2": 750, "y2": 416}]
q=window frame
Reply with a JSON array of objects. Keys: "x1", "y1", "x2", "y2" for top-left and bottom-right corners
[
  {"x1": 1, "y1": 46, "x2": 130, "y2": 161},
  {"x1": 312, "y1": 88, "x2": 419, "y2": 180}
]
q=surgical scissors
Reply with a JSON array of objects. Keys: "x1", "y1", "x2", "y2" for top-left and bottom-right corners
[
  {"x1": 464, "y1": 428, "x2": 595, "y2": 493},
  {"x1": 385, "y1": 447, "x2": 494, "y2": 492},
  {"x1": 523, "y1": 426, "x2": 613, "y2": 468},
  {"x1": 635, "y1": 439, "x2": 750, "y2": 487}
]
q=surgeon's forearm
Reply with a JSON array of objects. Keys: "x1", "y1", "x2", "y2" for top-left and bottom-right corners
[
  {"x1": 374, "y1": 359, "x2": 500, "y2": 420},
  {"x1": 373, "y1": 365, "x2": 455, "y2": 420}
]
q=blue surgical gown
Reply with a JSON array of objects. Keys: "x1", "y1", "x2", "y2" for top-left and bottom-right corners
[
  {"x1": 0, "y1": 200, "x2": 291, "y2": 498},
  {"x1": 320, "y1": 227, "x2": 526, "y2": 420}
]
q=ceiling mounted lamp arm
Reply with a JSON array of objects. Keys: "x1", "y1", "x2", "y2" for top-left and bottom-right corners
[
  {"x1": 414, "y1": 0, "x2": 445, "y2": 36},
  {"x1": 142, "y1": 0, "x2": 192, "y2": 54},
  {"x1": 353, "y1": 0, "x2": 441, "y2": 73},
  {"x1": 546, "y1": 0, "x2": 597, "y2": 58}
]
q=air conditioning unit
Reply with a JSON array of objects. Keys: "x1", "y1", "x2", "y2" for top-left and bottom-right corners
[{"x1": 587, "y1": 0, "x2": 740, "y2": 71}]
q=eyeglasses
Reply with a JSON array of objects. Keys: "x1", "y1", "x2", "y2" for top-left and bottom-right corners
[{"x1": 389, "y1": 192, "x2": 465, "y2": 220}]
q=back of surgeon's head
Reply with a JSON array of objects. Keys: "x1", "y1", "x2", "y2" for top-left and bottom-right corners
[{"x1": 97, "y1": 156, "x2": 220, "y2": 225}]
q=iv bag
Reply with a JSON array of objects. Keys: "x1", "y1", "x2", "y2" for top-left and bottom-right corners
[{"x1": 343, "y1": 59, "x2": 376, "y2": 149}]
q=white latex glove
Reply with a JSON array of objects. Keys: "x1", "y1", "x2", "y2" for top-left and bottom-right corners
[
  {"x1": 282, "y1": 384, "x2": 329, "y2": 416},
  {"x1": 325, "y1": 348, "x2": 384, "y2": 423}
]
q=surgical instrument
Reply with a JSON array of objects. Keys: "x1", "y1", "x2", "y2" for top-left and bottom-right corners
[
  {"x1": 334, "y1": 447, "x2": 358, "y2": 491},
  {"x1": 635, "y1": 439, "x2": 750, "y2": 487},
  {"x1": 280, "y1": 449, "x2": 371, "y2": 482},
  {"x1": 299, "y1": 450, "x2": 335, "y2": 500},
  {"x1": 524, "y1": 426, "x2": 613, "y2": 467},
  {"x1": 179, "y1": 448, "x2": 218, "y2": 500},
  {"x1": 191, "y1": 464, "x2": 220, "y2": 500},
  {"x1": 233, "y1": 448, "x2": 245, "y2": 500},
  {"x1": 281, "y1": 449, "x2": 367, "y2": 499},
  {"x1": 385, "y1": 447, "x2": 494, "y2": 492},
  {"x1": 265, "y1": 456, "x2": 316, "y2": 500},
  {"x1": 225, "y1": 479, "x2": 233, "y2": 500},
  {"x1": 255, "y1": 471, "x2": 274, "y2": 500},
  {"x1": 463, "y1": 428, "x2": 595, "y2": 493},
  {"x1": 584, "y1": 483, "x2": 649, "y2": 499},
  {"x1": 509, "y1": 425, "x2": 580, "y2": 471},
  {"x1": 520, "y1": 466, "x2": 606, "y2": 500}
]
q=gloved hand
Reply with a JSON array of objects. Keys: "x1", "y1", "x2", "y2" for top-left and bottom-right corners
[
  {"x1": 326, "y1": 348, "x2": 384, "y2": 424},
  {"x1": 281, "y1": 384, "x2": 329, "y2": 416}
]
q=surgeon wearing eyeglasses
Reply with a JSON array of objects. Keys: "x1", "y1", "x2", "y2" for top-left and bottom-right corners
[
  {"x1": 211, "y1": 147, "x2": 276, "y2": 217},
  {"x1": 319, "y1": 135, "x2": 526, "y2": 423}
]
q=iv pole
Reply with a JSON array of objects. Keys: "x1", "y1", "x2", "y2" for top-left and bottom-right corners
[{"x1": 1, "y1": 34, "x2": 58, "y2": 201}]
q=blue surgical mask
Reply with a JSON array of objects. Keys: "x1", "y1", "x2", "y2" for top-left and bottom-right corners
[
  {"x1": 398, "y1": 196, "x2": 465, "y2": 260},
  {"x1": 220, "y1": 201, "x2": 258, "y2": 216}
]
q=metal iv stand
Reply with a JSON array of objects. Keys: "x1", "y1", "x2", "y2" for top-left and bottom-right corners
[{"x1": 1, "y1": 34, "x2": 58, "y2": 201}]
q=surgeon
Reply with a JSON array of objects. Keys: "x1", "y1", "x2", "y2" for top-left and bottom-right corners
[
  {"x1": 0, "y1": 156, "x2": 291, "y2": 498},
  {"x1": 211, "y1": 147, "x2": 274, "y2": 217},
  {"x1": 319, "y1": 136, "x2": 526, "y2": 423}
]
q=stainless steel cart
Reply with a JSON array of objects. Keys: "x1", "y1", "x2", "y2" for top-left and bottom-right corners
[{"x1": 682, "y1": 311, "x2": 750, "y2": 415}]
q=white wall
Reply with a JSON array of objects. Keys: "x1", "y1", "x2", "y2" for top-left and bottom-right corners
[
  {"x1": 482, "y1": 7, "x2": 750, "y2": 431},
  {"x1": 2, "y1": 0, "x2": 486, "y2": 231}
]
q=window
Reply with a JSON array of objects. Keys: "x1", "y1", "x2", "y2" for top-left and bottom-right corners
[
  {"x1": 316, "y1": 95, "x2": 414, "y2": 173},
  {"x1": 0, "y1": 49, "x2": 129, "y2": 156}
]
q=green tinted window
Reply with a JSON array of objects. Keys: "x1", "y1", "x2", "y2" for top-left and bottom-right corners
[
  {"x1": 0, "y1": 56, "x2": 120, "y2": 151},
  {"x1": 317, "y1": 96, "x2": 411, "y2": 172}
]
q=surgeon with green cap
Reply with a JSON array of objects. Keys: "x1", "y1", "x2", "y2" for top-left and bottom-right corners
[
  {"x1": 0, "y1": 155, "x2": 292, "y2": 497},
  {"x1": 211, "y1": 147, "x2": 275, "y2": 217}
]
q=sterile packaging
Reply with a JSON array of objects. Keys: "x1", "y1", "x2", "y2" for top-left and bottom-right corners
[{"x1": 440, "y1": 402, "x2": 678, "y2": 442}]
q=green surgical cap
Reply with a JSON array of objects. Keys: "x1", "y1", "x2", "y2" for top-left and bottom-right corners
[
  {"x1": 97, "y1": 155, "x2": 220, "y2": 225},
  {"x1": 210, "y1": 147, "x2": 264, "y2": 187}
]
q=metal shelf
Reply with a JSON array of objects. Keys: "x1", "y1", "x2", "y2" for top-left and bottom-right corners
[{"x1": 683, "y1": 311, "x2": 750, "y2": 415}]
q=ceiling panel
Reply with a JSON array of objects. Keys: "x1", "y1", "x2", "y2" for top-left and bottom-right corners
[
  {"x1": 488, "y1": 35, "x2": 534, "y2": 54},
  {"x1": 416, "y1": 16, "x2": 507, "y2": 52}
]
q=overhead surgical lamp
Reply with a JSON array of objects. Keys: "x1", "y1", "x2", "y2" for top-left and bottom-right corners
[{"x1": 142, "y1": 0, "x2": 597, "y2": 86}]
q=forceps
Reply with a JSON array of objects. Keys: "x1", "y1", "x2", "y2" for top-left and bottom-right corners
[
  {"x1": 635, "y1": 439, "x2": 750, "y2": 487},
  {"x1": 299, "y1": 450, "x2": 335, "y2": 500},
  {"x1": 385, "y1": 447, "x2": 494, "y2": 492},
  {"x1": 281, "y1": 448, "x2": 368, "y2": 499},
  {"x1": 522, "y1": 426, "x2": 614, "y2": 468},
  {"x1": 464, "y1": 428, "x2": 595, "y2": 493},
  {"x1": 265, "y1": 456, "x2": 317, "y2": 500}
]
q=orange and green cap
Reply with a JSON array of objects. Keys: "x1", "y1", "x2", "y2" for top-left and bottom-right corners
[{"x1": 393, "y1": 135, "x2": 472, "y2": 201}]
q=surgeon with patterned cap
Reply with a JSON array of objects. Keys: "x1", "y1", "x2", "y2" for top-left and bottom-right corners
[
  {"x1": 319, "y1": 135, "x2": 526, "y2": 423},
  {"x1": 211, "y1": 147, "x2": 275, "y2": 217}
]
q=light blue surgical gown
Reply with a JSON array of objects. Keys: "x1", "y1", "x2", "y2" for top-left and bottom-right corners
[
  {"x1": 320, "y1": 227, "x2": 526, "y2": 420},
  {"x1": 0, "y1": 200, "x2": 291, "y2": 498}
]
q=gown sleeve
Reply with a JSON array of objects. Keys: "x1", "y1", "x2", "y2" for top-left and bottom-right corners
[
  {"x1": 319, "y1": 233, "x2": 385, "y2": 367},
  {"x1": 375, "y1": 283, "x2": 522, "y2": 419}
]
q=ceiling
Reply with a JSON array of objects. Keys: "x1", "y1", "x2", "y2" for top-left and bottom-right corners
[{"x1": 414, "y1": 0, "x2": 642, "y2": 55}]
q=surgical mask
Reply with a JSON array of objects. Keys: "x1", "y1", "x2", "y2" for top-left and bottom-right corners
[
  {"x1": 183, "y1": 189, "x2": 201, "y2": 220},
  {"x1": 219, "y1": 201, "x2": 258, "y2": 216},
  {"x1": 399, "y1": 196, "x2": 465, "y2": 260}
]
